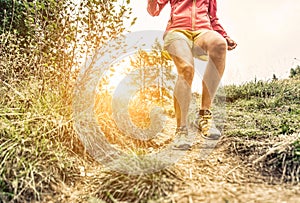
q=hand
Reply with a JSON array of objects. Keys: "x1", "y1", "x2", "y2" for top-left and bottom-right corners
[{"x1": 225, "y1": 36, "x2": 237, "y2": 50}]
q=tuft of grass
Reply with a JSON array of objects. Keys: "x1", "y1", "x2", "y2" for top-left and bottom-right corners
[
  {"x1": 225, "y1": 77, "x2": 300, "y2": 183},
  {"x1": 224, "y1": 78, "x2": 300, "y2": 104},
  {"x1": 92, "y1": 169, "x2": 179, "y2": 203},
  {"x1": 0, "y1": 79, "x2": 83, "y2": 202}
]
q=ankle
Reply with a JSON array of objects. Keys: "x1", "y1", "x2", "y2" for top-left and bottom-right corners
[
  {"x1": 176, "y1": 125, "x2": 187, "y2": 130},
  {"x1": 199, "y1": 109, "x2": 212, "y2": 116}
]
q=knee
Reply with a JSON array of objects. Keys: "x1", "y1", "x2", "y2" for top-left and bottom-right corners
[
  {"x1": 209, "y1": 38, "x2": 227, "y2": 56},
  {"x1": 179, "y1": 65, "x2": 194, "y2": 84}
]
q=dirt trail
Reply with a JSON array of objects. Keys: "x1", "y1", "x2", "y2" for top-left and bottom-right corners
[
  {"x1": 49, "y1": 114, "x2": 300, "y2": 203},
  {"x1": 169, "y1": 138, "x2": 300, "y2": 203},
  {"x1": 50, "y1": 137, "x2": 299, "y2": 203}
]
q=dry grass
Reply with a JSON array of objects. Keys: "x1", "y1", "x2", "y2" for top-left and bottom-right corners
[
  {"x1": 0, "y1": 78, "x2": 84, "y2": 202},
  {"x1": 56, "y1": 133, "x2": 300, "y2": 203},
  {"x1": 1, "y1": 67, "x2": 299, "y2": 202},
  {"x1": 67, "y1": 80, "x2": 299, "y2": 202},
  {"x1": 227, "y1": 133, "x2": 300, "y2": 184},
  {"x1": 93, "y1": 168, "x2": 179, "y2": 203},
  {"x1": 94, "y1": 91, "x2": 174, "y2": 155}
]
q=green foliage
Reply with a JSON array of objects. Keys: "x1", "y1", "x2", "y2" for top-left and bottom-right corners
[
  {"x1": 225, "y1": 77, "x2": 300, "y2": 182},
  {"x1": 0, "y1": 79, "x2": 80, "y2": 202},
  {"x1": 0, "y1": 0, "x2": 29, "y2": 37},
  {"x1": 272, "y1": 74, "x2": 278, "y2": 81},
  {"x1": 290, "y1": 65, "x2": 300, "y2": 78},
  {"x1": 294, "y1": 140, "x2": 300, "y2": 159},
  {"x1": 224, "y1": 78, "x2": 300, "y2": 106},
  {"x1": 0, "y1": 0, "x2": 135, "y2": 201},
  {"x1": 225, "y1": 77, "x2": 300, "y2": 136},
  {"x1": 1, "y1": 0, "x2": 135, "y2": 89}
]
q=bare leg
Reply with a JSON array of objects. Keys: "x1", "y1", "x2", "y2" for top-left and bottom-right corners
[
  {"x1": 167, "y1": 40, "x2": 194, "y2": 127},
  {"x1": 173, "y1": 57, "x2": 193, "y2": 127},
  {"x1": 195, "y1": 31, "x2": 227, "y2": 109}
]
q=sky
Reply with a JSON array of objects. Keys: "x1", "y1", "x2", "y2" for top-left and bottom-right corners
[{"x1": 127, "y1": 0, "x2": 300, "y2": 85}]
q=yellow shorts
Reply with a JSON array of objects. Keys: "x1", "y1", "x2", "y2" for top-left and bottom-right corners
[{"x1": 162, "y1": 29, "x2": 209, "y2": 61}]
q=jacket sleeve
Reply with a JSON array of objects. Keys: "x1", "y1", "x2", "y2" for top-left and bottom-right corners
[
  {"x1": 147, "y1": 0, "x2": 169, "y2": 16},
  {"x1": 209, "y1": 0, "x2": 228, "y2": 38}
]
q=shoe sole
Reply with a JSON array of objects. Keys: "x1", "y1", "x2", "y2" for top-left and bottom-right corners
[
  {"x1": 172, "y1": 144, "x2": 192, "y2": 151},
  {"x1": 201, "y1": 134, "x2": 221, "y2": 140}
]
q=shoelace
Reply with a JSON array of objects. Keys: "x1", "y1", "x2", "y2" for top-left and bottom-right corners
[{"x1": 195, "y1": 114, "x2": 211, "y2": 129}]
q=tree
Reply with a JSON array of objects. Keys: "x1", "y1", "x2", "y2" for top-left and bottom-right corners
[
  {"x1": 0, "y1": 0, "x2": 135, "y2": 104},
  {"x1": 0, "y1": 0, "x2": 30, "y2": 38},
  {"x1": 290, "y1": 65, "x2": 300, "y2": 78},
  {"x1": 128, "y1": 40, "x2": 176, "y2": 107},
  {"x1": 272, "y1": 74, "x2": 278, "y2": 81}
]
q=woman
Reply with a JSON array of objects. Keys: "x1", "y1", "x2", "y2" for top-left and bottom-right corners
[{"x1": 147, "y1": 0, "x2": 237, "y2": 150}]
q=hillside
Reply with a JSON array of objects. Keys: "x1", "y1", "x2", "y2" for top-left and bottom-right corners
[
  {"x1": 1, "y1": 76, "x2": 299, "y2": 202},
  {"x1": 1, "y1": 0, "x2": 300, "y2": 201},
  {"x1": 223, "y1": 78, "x2": 300, "y2": 183}
]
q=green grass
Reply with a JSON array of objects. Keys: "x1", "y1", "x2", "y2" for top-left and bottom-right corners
[
  {"x1": 224, "y1": 77, "x2": 300, "y2": 183},
  {"x1": 224, "y1": 78, "x2": 300, "y2": 137},
  {"x1": 1, "y1": 74, "x2": 299, "y2": 201},
  {"x1": 0, "y1": 78, "x2": 82, "y2": 202}
]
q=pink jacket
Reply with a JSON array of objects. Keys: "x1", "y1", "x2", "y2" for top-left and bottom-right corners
[{"x1": 147, "y1": 0, "x2": 228, "y2": 38}]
